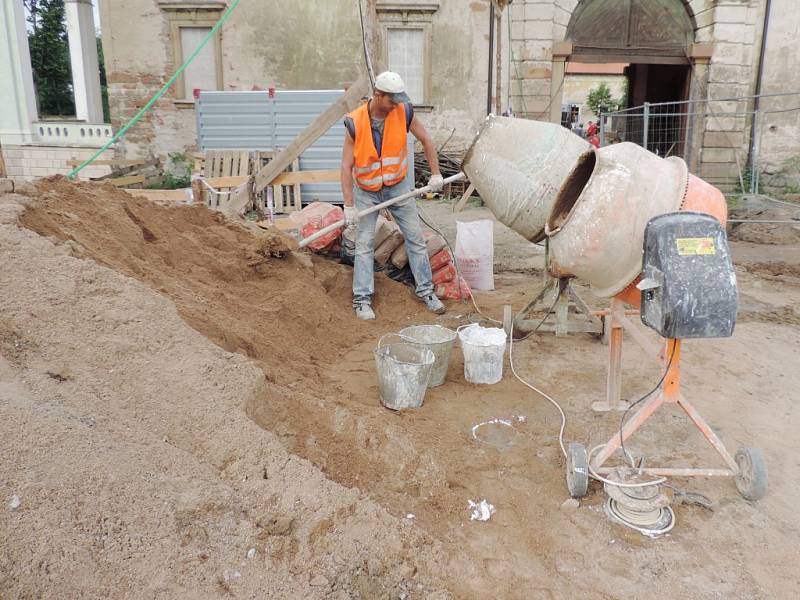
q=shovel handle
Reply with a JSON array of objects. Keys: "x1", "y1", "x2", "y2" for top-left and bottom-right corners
[{"x1": 298, "y1": 172, "x2": 466, "y2": 249}]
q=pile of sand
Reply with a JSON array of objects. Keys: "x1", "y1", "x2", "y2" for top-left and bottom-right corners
[
  {"x1": 20, "y1": 178, "x2": 433, "y2": 388},
  {"x1": 1, "y1": 179, "x2": 461, "y2": 599}
]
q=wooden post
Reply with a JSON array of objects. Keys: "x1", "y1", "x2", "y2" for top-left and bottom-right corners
[{"x1": 0, "y1": 142, "x2": 7, "y2": 178}]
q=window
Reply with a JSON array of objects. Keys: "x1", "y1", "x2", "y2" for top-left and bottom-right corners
[
  {"x1": 377, "y1": 1, "x2": 438, "y2": 108},
  {"x1": 180, "y1": 27, "x2": 218, "y2": 98},
  {"x1": 159, "y1": 2, "x2": 224, "y2": 102},
  {"x1": 387, "y1": 28, "x2": 425, "y2": 103}
]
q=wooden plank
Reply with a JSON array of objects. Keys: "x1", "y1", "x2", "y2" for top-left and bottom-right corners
[
  {"x1": 237, "y1": 151, "x2": 250, "y2": 176},
  {"x1": 253, "y1": 76, "x2": 371, "y2": 193},
  {"x1": 204, "y1": 175, "x2": 250, "y2": 188},
  {"x1": 292, "y1": 158, "x2": 302, "y2": 212},
  {"x1": 107, "y1": 174, "x2": 145, "y2": 187},
  {"x1": 454, "y1": 182, "x2": 476, "y2": 212},
  {"x1": 273, "y1": 185, "x2": 284, "y2": 213},
  {"x1": 270, "y1": 169, "x2": 340, "y2": 185},
  {"x1": 0, "y1": 142, "x2": 6, "y2": 178},
  {"x1": 66, "y1": 158, "x2": 146, "y2": 167},
  {"x1": 123, "y1": 188, "x2": 187, "y2": 202}
]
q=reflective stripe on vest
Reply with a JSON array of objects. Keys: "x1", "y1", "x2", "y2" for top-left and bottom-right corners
[{"x1": 348, "y1": 101, "x2": 408, "y2": 192}]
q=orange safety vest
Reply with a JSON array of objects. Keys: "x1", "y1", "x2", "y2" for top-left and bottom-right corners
[{"x1": 348, "y1": 101, "x2": 408, "y2": 191}]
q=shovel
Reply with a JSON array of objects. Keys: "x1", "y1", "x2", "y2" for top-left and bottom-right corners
[{"x1": 298, "y1": 172, "x2": 465, "y2": 249}]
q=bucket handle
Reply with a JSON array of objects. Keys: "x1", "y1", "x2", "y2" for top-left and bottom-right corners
[
  {"x1": 398, "y1": 324, "x2": 455, "y2": 344},
  {"x1": 376, "y1": 332, "x2": 408, "y2": 350}
]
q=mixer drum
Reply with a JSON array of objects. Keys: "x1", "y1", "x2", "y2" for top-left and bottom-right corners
[
  {"x1": 462, "y1": 116, "x2": 592, "y2": 243},
  {"x1": 546, "y1": 142, "x2": 689, "y2": 298}
]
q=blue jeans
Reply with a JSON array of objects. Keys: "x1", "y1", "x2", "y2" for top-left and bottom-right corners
[{"x1": 353, "y1": 182, "x2": 434, "y2": 307}]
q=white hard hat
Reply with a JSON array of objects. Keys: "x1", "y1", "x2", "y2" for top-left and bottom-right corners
[{"x1": 374, "y1": 71, "x2": 410, "y2": 103}]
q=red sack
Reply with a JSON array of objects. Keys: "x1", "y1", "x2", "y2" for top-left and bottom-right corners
[
  {"x1": 432, "y1": 263, "x2": 457, "y2": 285},
  {"x1": 429, "y1": 247, "x2": 452, "y2": 271},
  {"x1": 296, "y1": 202, "x2": 344, "y2": 251},
  {"x1": 435, "y1": 277, "x2": 472, "y2": 300}
]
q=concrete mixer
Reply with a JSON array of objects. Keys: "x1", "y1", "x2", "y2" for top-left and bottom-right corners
[{"x1": 463, "y1": 116, "x2": 767, "y2": 505}]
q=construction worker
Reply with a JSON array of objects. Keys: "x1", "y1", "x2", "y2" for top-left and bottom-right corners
[{"x1": 341, "y1": 71, "x2": 446, "y2": 321}]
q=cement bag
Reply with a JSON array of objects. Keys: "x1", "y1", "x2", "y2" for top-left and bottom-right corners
[
  {"x1": 390, "y1": 243, "x2": 409, "y2": 269},
  {"x1": 436, "y1": 277, "x2": 472, "y2": 300},
  {"x1": 375, "y1": 230, "x2": 404, "y2": 264},
  {"x1": 423, "y1": 231, "x2": 448, "y2": 257},
  {"x1": 429, "y1": 248, "x2": 453, "y2": 271},
  {"x1": 293, "y1": 202, "x2": 344, "y2": 251},
  {"x1": 432, "y1": 263, "x2": 457, "y2": 285},
  {"x1": 455, "y1": 220, "x2": 494, "y2": 291},
  {"x1": 374, "y1": 216, "x2": 397, "y2": 248}
]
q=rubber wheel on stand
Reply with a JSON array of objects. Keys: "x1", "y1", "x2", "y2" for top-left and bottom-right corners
[
  {"x1": 566, "y1": 442, "x2": 589, "y2": 498},
  {"x1": 734, "y1": 447, "x2": 767, "y2": 501}
]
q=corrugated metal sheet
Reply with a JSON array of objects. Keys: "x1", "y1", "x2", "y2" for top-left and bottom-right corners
[{"x1": 197, "y1": 90, "x2": 414, "y2": 204}]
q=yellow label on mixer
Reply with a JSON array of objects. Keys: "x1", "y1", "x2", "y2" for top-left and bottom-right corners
[{"x1": 676, "y1": 237, "x2": 716, "y2": 255}]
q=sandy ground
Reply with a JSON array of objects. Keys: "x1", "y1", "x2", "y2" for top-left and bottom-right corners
[{"x1": 2, "y1": 180, "x2": 799, "y2": 599}]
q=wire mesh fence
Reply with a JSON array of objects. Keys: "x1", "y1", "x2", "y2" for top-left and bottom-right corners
[{"x1": 600, "y1": 92, "x2": 800, "y2": 197}]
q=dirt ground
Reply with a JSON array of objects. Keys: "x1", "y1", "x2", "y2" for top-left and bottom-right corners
[{"x1": 2, "y1": 179, "x2": 799, "y2": 599}]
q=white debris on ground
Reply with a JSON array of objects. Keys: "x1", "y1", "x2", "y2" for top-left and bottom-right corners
[
  {"x1": 467, "y1": 499, "x2": 496, "y2": 522},
  {"x1": 8, "y1": 495, "x2": 21, "y2": 510}
]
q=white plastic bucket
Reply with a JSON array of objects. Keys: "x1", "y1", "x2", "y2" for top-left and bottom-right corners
[
  {"x1": 457, "y1": 324, "x2": 507, "y2": 384},
  {"x1": 374, "y1": 333, "x2": 435, "y2": 410}
]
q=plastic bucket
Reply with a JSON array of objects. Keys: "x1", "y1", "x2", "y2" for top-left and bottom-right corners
[
  {"x1": 457, "y1": 324, "x2": 507, "y2": 384},
  {"x1": 374, "y1": 333, "x2": 435, "y2": 410},
  {"x1": 398, "y1": 325, "x2": 457, "y2": 388}
]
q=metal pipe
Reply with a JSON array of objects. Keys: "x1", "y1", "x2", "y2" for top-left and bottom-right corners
[
  {"x1": 594, "y1": 467, "x2": 735, "y2": 478},
  {"x1": 298, "y1": 173, "x2": 465, "y2": 248},
  {"x1": 487, "y1": 1, "x2": 495, "y2": 115},
  {"x1": 748, "y1": 0, "x2": 772, "y2": 170}
]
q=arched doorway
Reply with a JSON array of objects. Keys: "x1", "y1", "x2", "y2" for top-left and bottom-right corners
[{"x1": 551, "y1": 0, "x2": 704, "y2": 157}]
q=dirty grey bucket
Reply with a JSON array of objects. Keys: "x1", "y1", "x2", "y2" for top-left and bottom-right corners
[
  {"x1": 398, "y1": 325, "x2": 457, "y2": 387},
  {"x1": 374, "y1": 333, "x2": 435, "y2": 410}
]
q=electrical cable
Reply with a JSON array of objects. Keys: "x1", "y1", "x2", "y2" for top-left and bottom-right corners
[
  {"x1": 508, "y1": 322, "x2": 568, "y2": 459},
  {"x1": 357, "y1": 0, "x2": 376, "y2": 89},
  {"x1": 416, "y1": 204, "x2": 502, "y2": 322},
  {"x1": 618, "y1": 342, "x2": 677, "y2": 466},
  {"x1": 413, "y1": 204, "x2": 672, "y2": 489}
]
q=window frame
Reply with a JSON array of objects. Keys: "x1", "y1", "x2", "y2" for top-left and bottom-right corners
[
  {"x1": 377, "y1": 3, "x2": 438, "y2": 110},
  {"x1": 160, "y1": 4, "x2": 224, "y2": 104}
]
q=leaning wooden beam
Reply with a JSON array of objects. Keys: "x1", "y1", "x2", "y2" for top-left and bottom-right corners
[
  {"x1": 253, "y1": 76, "x2": 370, "y2": 194},
  {"x1": 272, "y1": 169, "x2": 339, "y2": 185},
  {"x1": 454, "y1": 182, "x2": 476, "y2": 213}
]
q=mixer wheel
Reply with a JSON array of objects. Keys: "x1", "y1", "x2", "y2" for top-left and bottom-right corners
[
  {"x1": 734, "y1": 447, "x2": 767, "y2": 501},
  {"x1": 566, "y1": 442, "x2": 589, "y2": 498}
]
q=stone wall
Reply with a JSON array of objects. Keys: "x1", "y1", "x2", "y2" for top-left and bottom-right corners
[{"x1": 1, "y1": 146, "x2": 112, "y2": 180}]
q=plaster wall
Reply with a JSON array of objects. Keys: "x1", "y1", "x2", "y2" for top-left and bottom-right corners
[
  {"x1": 750, "y1": 0, "x2": 800, "y2": 189},
  {"x1": 99, "y1": 0, "x2": 503, "y2": 160}
]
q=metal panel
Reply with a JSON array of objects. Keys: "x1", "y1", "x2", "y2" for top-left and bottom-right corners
[{"x1": 196, "y1": 90, "x2": 414, "y2": 204}]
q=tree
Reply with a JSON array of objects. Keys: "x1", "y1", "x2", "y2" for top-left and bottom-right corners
[
  {"x1": 25, "y1": 0, "x2": 75, "y2": 116},
  {"x1": 585, "y1": 82, "x2": 620, "y2": 118}
]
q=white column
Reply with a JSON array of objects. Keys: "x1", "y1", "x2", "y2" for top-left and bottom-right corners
[
  {"x1": 0, "y1": 0, "x2": 39, "y2": 144},
  {"x1": 65, "y1": 0, "x2": 103, "y2": 123}
]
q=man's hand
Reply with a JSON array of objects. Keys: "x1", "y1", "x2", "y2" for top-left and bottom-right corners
[
  {"x1": 428, "y1": 174, "x2": 444, "y2": 193},
  {"x1": 344, "y1": 205, "x2": 359, "y2": 227}
]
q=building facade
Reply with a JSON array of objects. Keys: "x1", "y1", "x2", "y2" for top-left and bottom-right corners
[{"x1": 3, "y1": 0, "x2": 795, "y2": 191}]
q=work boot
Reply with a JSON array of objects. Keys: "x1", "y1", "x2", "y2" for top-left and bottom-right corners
[
  {"x1": 423, "y1": 294, "x2": 446, "y2": 315},
  {"x1": 355, "y1": 304, "x2": 376, "y2": 321}
]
